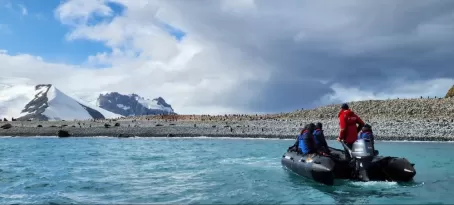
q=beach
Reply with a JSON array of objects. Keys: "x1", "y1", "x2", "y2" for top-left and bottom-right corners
[
  {"x1": 0, "y1": 117, "x2": 453, "y2": 141},
  {"x1": 2, "y1": 97, "x2": 454, "y2": 141}
]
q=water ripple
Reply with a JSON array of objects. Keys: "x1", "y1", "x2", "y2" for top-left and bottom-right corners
[{"x1": 0, "y1": 137, "x2": 454, "y2": 204}]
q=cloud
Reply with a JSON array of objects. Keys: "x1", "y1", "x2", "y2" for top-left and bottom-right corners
[
  {"x1": 2, "y1": 0, "x2": 454, "y2": 114},
  {"x1": 18, "y1": 4, "x2": 27, "y2": 16},
  {"x1": 322, "y1": 78, "x2": 454, "y2": 104}
]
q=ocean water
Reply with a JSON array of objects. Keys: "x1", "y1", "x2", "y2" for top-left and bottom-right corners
[{"x1": 0, "y1": 137, "x2": 453, "y2": 204}]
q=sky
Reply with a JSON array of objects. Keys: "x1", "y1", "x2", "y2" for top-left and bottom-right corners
[{"x1": 1, "y1": 0, "x2": 454, "y2": 115}]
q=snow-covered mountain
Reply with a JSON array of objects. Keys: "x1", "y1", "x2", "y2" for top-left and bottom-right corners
[
  {"x1": 95, "y1": 92, "x2": 175, "y2": 116},
  {"x1": 0, "y1": 82, "x2": 120, "y2": 121}
]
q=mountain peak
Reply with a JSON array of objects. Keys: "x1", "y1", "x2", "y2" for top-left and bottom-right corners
[
  {"x1": 17, "y1": 84, "x2": 110, "y2": 121},
  {"x1": 95, "y1": 92, "x2": 175, "y2": 116},
  {"x1": 0, "y1": 81, "x2": 120, "y2": 121}
]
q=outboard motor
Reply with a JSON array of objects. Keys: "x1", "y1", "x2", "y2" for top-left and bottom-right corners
[{"x1": 351, "y1": 139, "x2": 375, "y2": 182}]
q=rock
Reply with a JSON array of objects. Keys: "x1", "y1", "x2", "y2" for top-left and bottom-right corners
[
  {"x1": 50, "y1": 125, "x2": 57, "y2": 128},
  {"x1": 37, "y1": 125, "x2": 43, "y2": 127},
  {"x1": 104, "y1": 123, "x2": 111, "y2": 128},
  {"x1": 1, "y1": 123, "x2": 12, "y2": 129},
  {"x1": 156, "y1": 124, "x2": 163, "y2": 127},
  {"x1": 445, "y1": 85, "x2": 454, "y2": 98},
  {"x1": 117, "y1": 134, "x2": 134, "y2": 138},
  {"x1": 57, "y1": 130, "x2": 71, "y2": 137},
  {"x1": 167, "y1": 134, "x2": 175, "y2": 137},
  {"x1": 114, "y1": 122, "x2": 120, "y2": 127},
  {"x1": 3, "y1": 118, "x2": 7, "y2": 121}
]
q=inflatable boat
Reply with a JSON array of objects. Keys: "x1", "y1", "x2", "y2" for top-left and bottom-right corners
[
  {"x1": 281, "y1": 151, "x2": 336, "y2": 185},
  {"x1": 281, "y1": 139, "x2": 416, "y2": 185}
]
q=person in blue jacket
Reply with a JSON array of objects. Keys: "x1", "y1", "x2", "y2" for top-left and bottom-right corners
[
  {"x1": 297, "y1": 123, "x2": 316, "y2": 155},
  {"x1": 313, "y1": 122, "x2": 330, "y2": 155},
  {"x1": 358, "y1": 124, "x2": 378, "y2": 155},
  {"x1": 358, "y1": 124, "x2": 374, "y2": 141}
]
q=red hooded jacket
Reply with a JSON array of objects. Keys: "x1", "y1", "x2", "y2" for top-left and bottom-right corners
[{"x1": 338, "y1": 109, "x2": 365, "y2": 144}]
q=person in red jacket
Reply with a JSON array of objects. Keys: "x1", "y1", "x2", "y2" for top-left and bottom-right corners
[{"x1": 336, "y1": 103, "x2": 365, "y2": 149}]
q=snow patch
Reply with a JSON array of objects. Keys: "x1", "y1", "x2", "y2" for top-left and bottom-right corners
[
  {"x1": 66, "y1": 91, "x2": 122, "y2": 119},
  {"x1": 117, "y1": 104, "x2": 131, "y2": 110},
  {"x1": 42, "y1": 86, "x2": 93, "y2": 121},
  {"x1": 137, "y1": 98, "x2": 173, "y2": 113}
]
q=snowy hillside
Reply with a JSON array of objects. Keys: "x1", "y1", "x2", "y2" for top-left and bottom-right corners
[
  {"x1": 0, "y1": 81, "x2": 120, "y2": 121},
  {"x1": 73, "y1": 92, "x2": 175, "y2": 116},
  {"x1": 67, "y1": 91, "x2": 120, "y2": 119},
  {"x1": 0, "y1": 80, "x2": 37, "y2": 120}
]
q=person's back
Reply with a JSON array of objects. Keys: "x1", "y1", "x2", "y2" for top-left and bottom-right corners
[
  {"x1": 297, "y1": 123, "x2": 316, "y2": 155},
  {"x1": 313, "y1": 122, "x2": 330, "y2": 155},
  {"x1": 338, "y1": 103, "x2": 365, "y2": 148}
]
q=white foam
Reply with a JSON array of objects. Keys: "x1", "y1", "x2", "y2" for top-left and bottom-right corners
[{"x1": 349, "y1": 181, "x2": 398, "y2": 188}]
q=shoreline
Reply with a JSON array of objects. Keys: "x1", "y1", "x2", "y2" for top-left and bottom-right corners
[
  {"x1": 1, "y1": 118, "x2": 454, "y2": 141},
  {"x1": 2, "y1": 135, "x2": 454, "y2": 143}
]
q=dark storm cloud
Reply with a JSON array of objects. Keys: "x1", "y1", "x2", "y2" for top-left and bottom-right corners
[{"x1": 160, "y1": 0, "x2": 454, "y2": 112}]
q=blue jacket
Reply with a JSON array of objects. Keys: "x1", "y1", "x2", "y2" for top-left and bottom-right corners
[
  {"x1": 298, "y1": 130, "x2": 315, "y2": 154},
  {"x1": 313, "y1": 129, "x2": 329, "y2": 152},
  {"x1": 358, "y1": 131, "x2": 374, "y2": 141}
]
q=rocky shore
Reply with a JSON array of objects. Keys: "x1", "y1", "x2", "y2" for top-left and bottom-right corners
[{"x1": 1, "y1": 97, "x2": 454, "y2": 141}]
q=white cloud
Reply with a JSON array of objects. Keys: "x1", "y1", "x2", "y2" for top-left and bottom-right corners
[
  {"x1": 55, "y1": 0, "x2": 114, "y2": 25},
  {"x1": 1, "y1": 0, "x2": 454, "y2": 114},
  {"x1": 323, "y1": 78, "x2": 454, "y2": 103},
  {"x1": 18, "y1": 4, "x2": 27, "y2": 16},
  {"x1": 0, "y1": 0, "x2": 272, "y2": 114},
  {"x1": 220, "y1": 0, "x2": 256, "y2": 13}
]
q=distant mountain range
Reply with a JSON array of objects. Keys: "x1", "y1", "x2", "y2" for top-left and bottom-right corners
[
  {"x1": 97, "y1": 92, "x2": 174, "y2": 116},
  {"x1": 0, "y1": 79, "x2": 175, "y2": 121}
]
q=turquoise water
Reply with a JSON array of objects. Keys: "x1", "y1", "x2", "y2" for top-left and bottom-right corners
[{"x1": 0, "y1": 137, "x2": 453, "y2": 204}]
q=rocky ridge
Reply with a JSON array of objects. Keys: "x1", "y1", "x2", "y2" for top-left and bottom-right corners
[
  {"x1": 446, "y1": 85, "x2": 454, "y2": 98},
  {"x1": 283, "y1": 97, "x2": 454, "y2": 121},
  {"x1": 97, "y1": 92, "x2": 175, "y2": 116}
]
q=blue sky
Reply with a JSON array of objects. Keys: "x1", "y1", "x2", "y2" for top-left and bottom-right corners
[{"x1": 0, "y1": 0, "x2": 185, "y2": 65}]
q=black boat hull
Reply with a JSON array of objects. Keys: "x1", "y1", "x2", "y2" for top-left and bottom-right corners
[
  {"x1": 281, "y1": 151, "x2": 335, "y2": 186},
  {"x1": 328, "y1": 147, "x2": 416, "y2": 182},
  {"x1": 282, "y1": 147, "x2": 416, "y2": 185}
]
